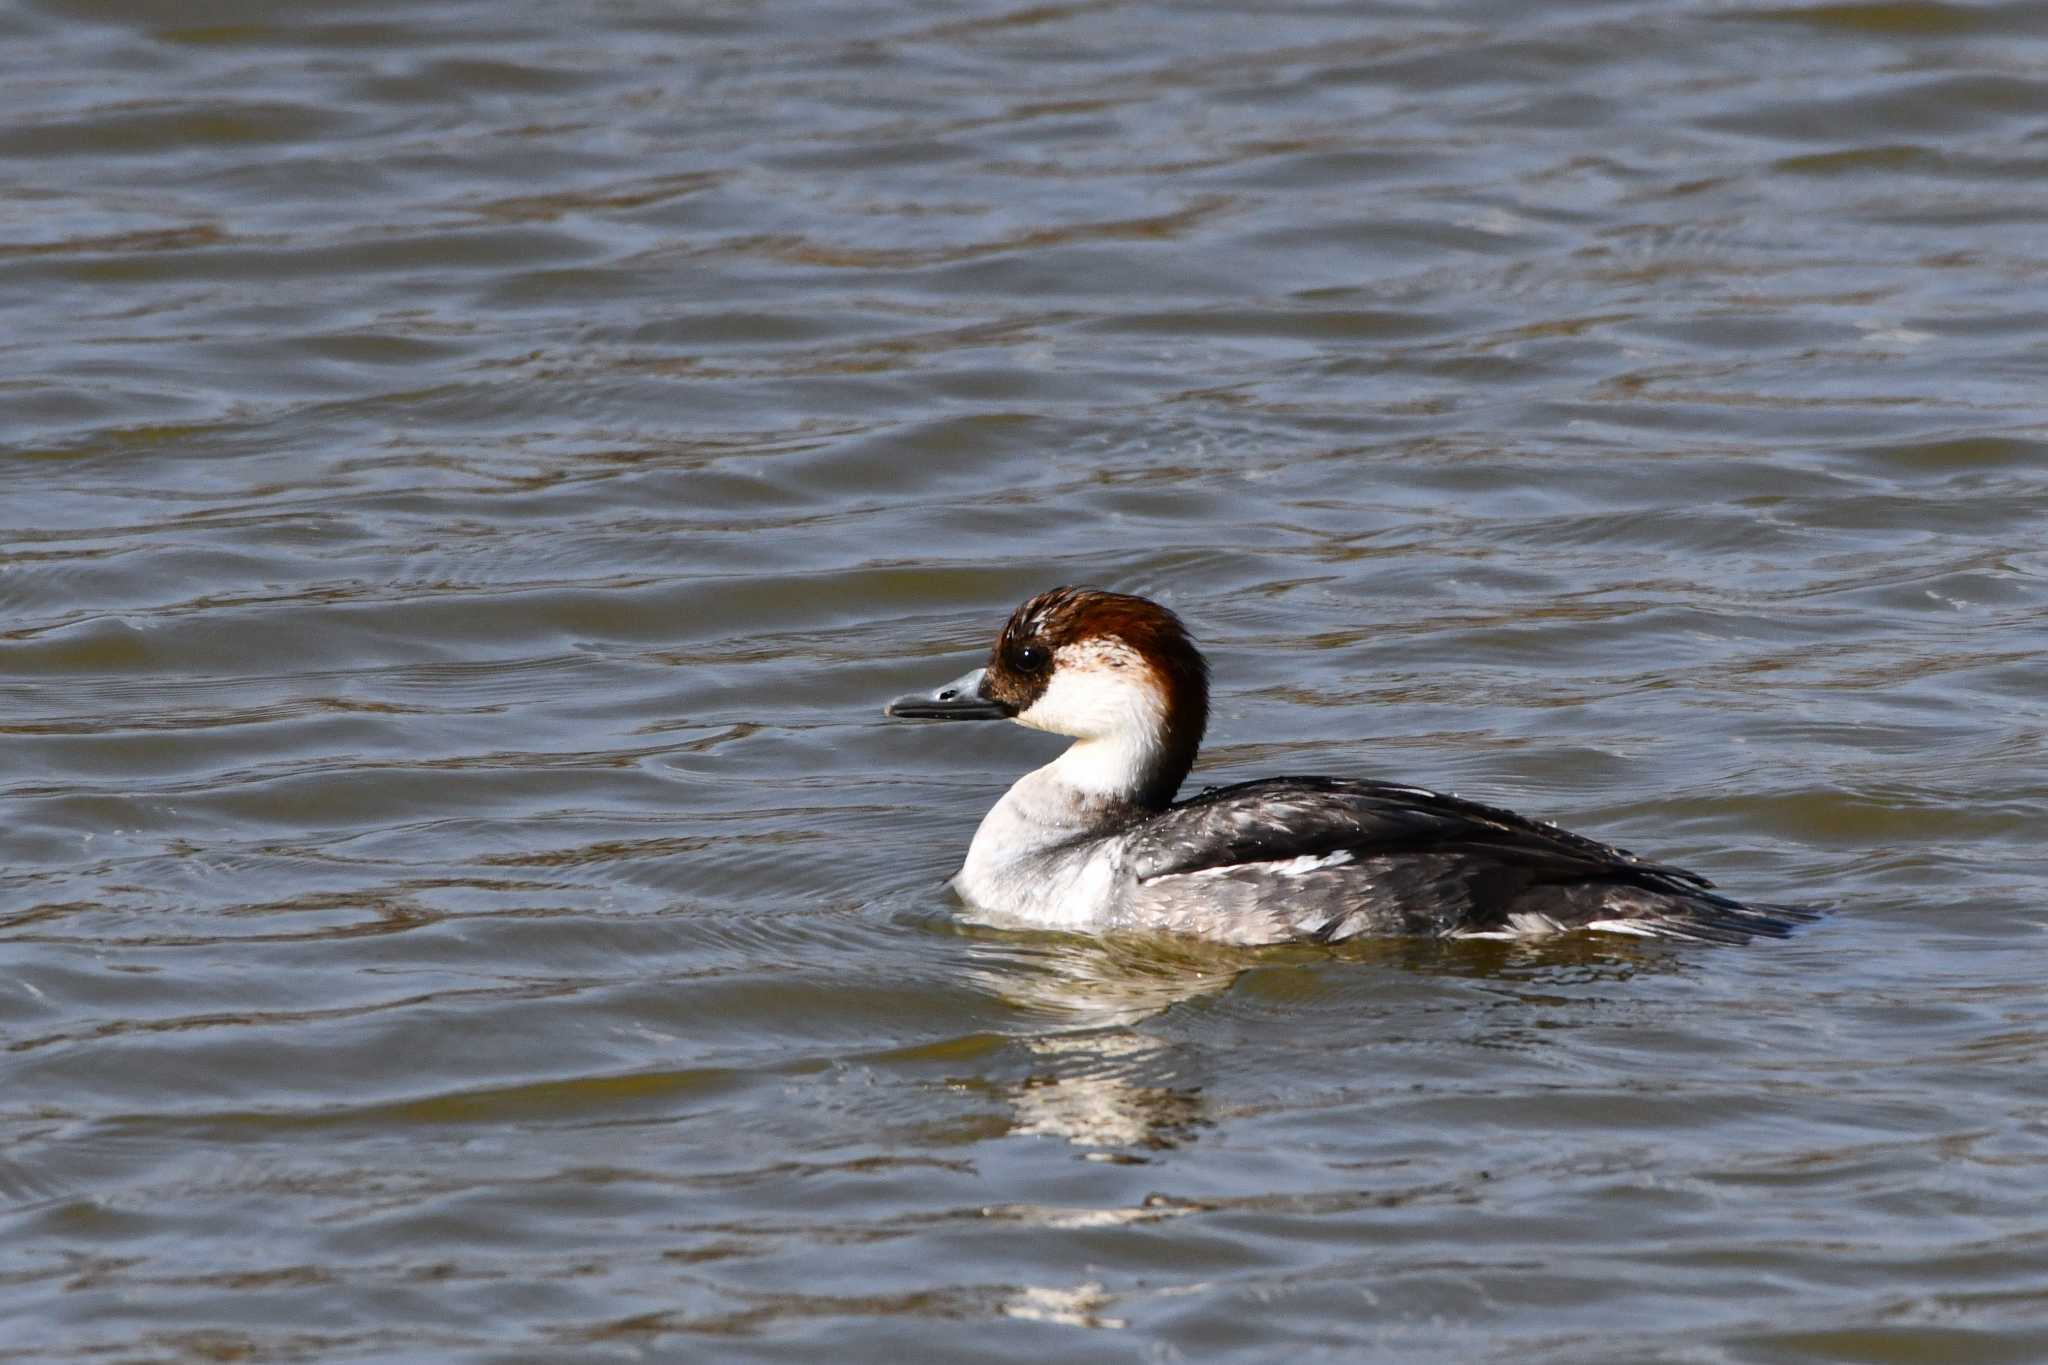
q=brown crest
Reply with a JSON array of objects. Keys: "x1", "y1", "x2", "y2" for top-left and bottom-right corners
[{"x1": 982, "y1": 586, "x2": 1210, "y2": 808}]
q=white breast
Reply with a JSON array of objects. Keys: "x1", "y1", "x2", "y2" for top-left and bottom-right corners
[{"x1": 952, "y1": 769, "x2": 1127, "y2": 930}]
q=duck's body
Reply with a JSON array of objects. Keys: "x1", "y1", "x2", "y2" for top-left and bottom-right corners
[{"x1": 887, "y1": 587, "x2": 1814, "y2": 947}]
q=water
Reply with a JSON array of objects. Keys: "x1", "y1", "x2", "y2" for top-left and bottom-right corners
[{"x1": 4, "y1": 0, "x2": 2047, "y2": 1359}]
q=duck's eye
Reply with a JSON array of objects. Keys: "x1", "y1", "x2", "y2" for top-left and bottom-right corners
[{"x1": 1012, "y1": 642, "x2": 1050, "y2": 672}]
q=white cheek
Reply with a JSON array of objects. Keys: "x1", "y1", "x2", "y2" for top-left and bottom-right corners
[{"x1": 1016, "y1": 666, "x2": 1163, "y2": 740}]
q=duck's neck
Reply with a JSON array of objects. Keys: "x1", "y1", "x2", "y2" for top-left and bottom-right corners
[
  {"x1": 1046, "y1": 729, "x2": 1192, "y2": 814},
  {"x1": 971, "y1": 733, "x2": 1191, "y2": 858},
  {"x1": 951, "y1": 735, "x2": 1196, "y2": 920}
]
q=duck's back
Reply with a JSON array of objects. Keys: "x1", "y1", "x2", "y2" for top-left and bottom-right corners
[{"x1": 1119, "y1": 777, "x2": 1816, "y2": 946}]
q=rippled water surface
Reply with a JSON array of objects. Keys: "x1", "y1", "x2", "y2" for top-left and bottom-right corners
[{"x1": 5, "y1": 0, "x2": 2048, "y2": 1359}]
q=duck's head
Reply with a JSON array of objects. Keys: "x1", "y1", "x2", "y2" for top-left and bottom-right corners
[{"x1": 886, "y1": 586, "x2": 1209, "y2": 808}]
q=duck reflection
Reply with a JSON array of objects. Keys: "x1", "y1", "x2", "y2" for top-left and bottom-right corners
[
  {"x1": 945, "y1": 929, "x2": 1244, "y2": 1153},
  {"x1": 1007, "y1": 1031, "x2": 1204, "y2": 1153},
  {"x1": 958, "y1": 928, "x2": 1256, "y2": 1029},
  {"x1": 943, "y1": 921, "x2": 1690, "y2": 1153}
]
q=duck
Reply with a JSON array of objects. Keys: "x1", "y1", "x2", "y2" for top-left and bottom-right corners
[{"x1": 885, "y1": 586, "x2": 1815, "y2": 946}]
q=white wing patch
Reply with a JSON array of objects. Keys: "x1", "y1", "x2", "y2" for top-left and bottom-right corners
[
  {"x1": 1452, "y1": 914, "x2": 1704, "y2": 942},
  {"x1": 1141, "y1": 849, "x2": 1354, "y2": 884},
  {"x1": 1582, "y1": 918, "x2": 1663, "y2": 938},
  {"x1": 1277, "y1": 850, "x2": 1355, "y2": 876}
]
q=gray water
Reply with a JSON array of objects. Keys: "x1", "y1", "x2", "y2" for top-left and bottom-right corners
[{"x1": 4, "y1": 1, "x2": 2047, "y2": 1360}]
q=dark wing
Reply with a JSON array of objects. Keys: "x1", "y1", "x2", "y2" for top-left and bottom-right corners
[
  {"x1": 1128, "y1": 777, "x2": 1710, "y2": 890},
  {"x1": 1121, "y1": 777, "x2": 1814, "y2": 943}
]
